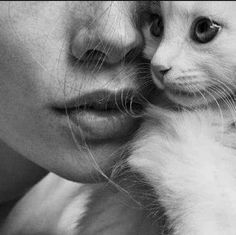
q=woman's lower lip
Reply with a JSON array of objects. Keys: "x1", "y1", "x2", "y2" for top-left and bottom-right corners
[{"x1": 68, "y1": 110, "x2": 139, "y2": 141}]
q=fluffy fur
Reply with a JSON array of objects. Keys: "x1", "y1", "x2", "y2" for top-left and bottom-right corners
[
  {"x1": 130, "y1": 106, "x2": 236, "y2": 235},
  {"x1": 128, "y1": 1, "x2": 236, "y2": 234}
]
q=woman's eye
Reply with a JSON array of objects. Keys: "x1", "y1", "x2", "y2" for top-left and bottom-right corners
[
  {"x1": 150, "y1": 14, "x2": 163, "y2": 37},
  {"x1": 191, "y1": 17, "x2": 222, "y2": 43}
]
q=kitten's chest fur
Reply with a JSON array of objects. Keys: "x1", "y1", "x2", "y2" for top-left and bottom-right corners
[
  {"x1": 79, "y1": 102, "x2": 236, "y2": 235},
  {"x1": 129, "y1": 101, "x2": 236, "y2": 235}
]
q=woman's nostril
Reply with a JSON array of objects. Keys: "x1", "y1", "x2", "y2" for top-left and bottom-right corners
[
  {"x1": 70, "y1": 26, "x2": 142, "y2": 66},
  {"x1": 124, "y1": 48, "x2": 142, "y2": 63},
  {"x1": 77, "y1": 49, "x2": 106, "y2": 65}
]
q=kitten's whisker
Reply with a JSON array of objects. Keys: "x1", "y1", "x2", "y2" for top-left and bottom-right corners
[
  {"x1": 210, "y1": 79, "x2": 235, "y2": 99},
  {"x1": 189, "y1": 83, "x2": 209, "y2": 106},
  {"x1": 208, "y1": 86, "x2": 236, "y2": 124},
  {"x1": 189, "y1": 83, "x2": 225, "y2": 138},
  {"x1": 210, "y1": 79, "x2": 236, "y2": 117},
  {"x1": 203, "y1": 88, "x2": 225, "y2": 139},
  {"x1": 208, "y1": 81, "x2": 236, "y2": 117}
]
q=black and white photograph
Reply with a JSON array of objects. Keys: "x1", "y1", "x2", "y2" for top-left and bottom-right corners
[{"x1": 0, "y1": 1, "x2": 235, "y2": 234}]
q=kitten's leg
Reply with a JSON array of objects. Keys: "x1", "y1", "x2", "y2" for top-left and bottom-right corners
[
  {"x1": 78, "y1": 182, "x2": 161, "y2": 235},
  {"x1": 129, "y1": 110, "x2": 236, "y2": 235}
]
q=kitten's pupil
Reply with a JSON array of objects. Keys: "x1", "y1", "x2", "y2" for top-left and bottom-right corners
[
  {"x1": 150, "y1": 14, "x2": 163, "y2": 38},
  {"x1": 191, "y1": 17, "x2": 221, "y2": 44}
]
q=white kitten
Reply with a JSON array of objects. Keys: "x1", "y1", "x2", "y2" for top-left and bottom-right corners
[{"x1": 129, "y1": 1, "x2": 236, "y2": 234}]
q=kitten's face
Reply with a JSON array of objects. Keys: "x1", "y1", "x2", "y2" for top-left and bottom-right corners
[{"x1": 144, "y1": 1, "x2": 236, "y2": 107}]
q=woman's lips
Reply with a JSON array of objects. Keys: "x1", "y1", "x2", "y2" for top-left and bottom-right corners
[
  {"x1": 69, "y1": 109, "x2": 137, "y2": 141},
  {"x1": 52, "y1": 90, "x2": 144, "y2": 141}
]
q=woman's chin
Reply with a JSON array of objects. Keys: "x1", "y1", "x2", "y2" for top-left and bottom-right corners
[{"x1": 50, "y1": 135, "x2": 132, "y2": 184}]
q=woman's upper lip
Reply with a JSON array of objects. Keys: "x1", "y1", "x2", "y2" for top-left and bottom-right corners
[{"x1": 51, "y1": 89, "x2": 144, "y2": 114}]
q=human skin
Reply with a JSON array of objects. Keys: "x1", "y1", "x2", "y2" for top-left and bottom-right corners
[{"x1": 0, "y1": 1, "x2": 152, "y2": 206}]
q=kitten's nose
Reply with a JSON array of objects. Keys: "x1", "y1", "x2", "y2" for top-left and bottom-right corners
[
  {"x1": 153, "y1": 64, "x2": 171, "y2": 76},
  {"x1": 159, "y1": 67, "x2": 171, "y2": 76},
  {"x1": 151, "y1": 64, "x2": 171, "y2": 89},
  {"x1": 152, "y1": 64, "x2": 171, "y2": 78}
]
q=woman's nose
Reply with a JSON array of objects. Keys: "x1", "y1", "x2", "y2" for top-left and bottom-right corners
[{"x1": 70, "y1": 3, "x2": 143, "y2": 65}]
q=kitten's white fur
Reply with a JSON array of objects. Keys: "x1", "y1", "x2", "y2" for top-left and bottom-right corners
[
  {"x1": 128, "y1": 1, "x2": 236, "y2": 234},
  {"x1": 130, "y1": 106, "x2": 236, "y2": 235}
]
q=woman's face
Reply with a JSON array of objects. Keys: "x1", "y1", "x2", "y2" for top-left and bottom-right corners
[{"x1": 0, "y1": 2, "x2": 152, "y2": 182}]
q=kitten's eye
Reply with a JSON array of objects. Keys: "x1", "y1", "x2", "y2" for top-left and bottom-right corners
[
  {"x1": 191, "y1": 17, "x2": 221, "y2": 43},
  {"x1": 150, "y1": 14, "x2": 163, "y2": 37}
]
